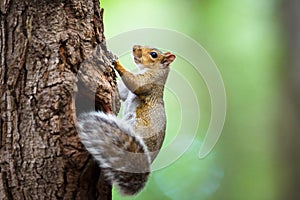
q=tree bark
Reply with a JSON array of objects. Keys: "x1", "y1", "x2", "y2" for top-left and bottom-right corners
[
  {"x1": 0, "y1": 0, "x2": 118, "y2": 199},
  {"x1": 281, "y1": 0, "x2": 300, "y2": 199}
]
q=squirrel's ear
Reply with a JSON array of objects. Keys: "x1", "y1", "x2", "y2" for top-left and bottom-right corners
[{"x1": 162, "y1": 52, "x2": 176, "y2": 67}]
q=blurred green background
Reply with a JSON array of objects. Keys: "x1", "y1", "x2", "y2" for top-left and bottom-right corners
[{"x1": 101, "y1": 0, "x2": 299, "y2": 200}]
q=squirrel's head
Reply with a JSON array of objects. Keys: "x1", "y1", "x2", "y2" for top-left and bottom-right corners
[{"x1": 132, "y1": 45, "x2": 176, "y2": 69}]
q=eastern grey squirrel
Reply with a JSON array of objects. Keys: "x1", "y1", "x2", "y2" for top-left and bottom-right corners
[{"x1": 77, "y1": 45, "x2": 176, "y2": 195}]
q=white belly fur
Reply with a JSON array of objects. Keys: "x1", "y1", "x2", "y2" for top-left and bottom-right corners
[{"x1": 122, "y1": 91, "x2": 140, "y2": 126}]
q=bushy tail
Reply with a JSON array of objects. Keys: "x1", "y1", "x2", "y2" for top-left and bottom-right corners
[{"x1": 77, "y1": 111, "x2": 151, "y2": 195}]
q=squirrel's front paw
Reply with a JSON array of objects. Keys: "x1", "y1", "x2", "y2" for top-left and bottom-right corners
[
  {"x1": 112, "y1": 60, "x2": 121, "y2": 68},
  {"x1": 111, "y1": 59, "x2": 118, "y2": 66}
]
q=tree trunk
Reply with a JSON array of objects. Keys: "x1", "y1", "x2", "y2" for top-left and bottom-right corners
[
  {"x1": 281, "y1": 0, "x2": 300, "y2": 199},
  {"x1": 0, "y1": 0, "x2": 119, "y2": 199}
]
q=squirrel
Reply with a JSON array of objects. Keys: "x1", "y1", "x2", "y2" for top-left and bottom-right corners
[{"x1": 77, "y1": 45, "x2": 176, "y2": 195}]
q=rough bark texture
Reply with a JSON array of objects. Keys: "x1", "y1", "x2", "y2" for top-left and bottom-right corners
[
  {"x1": 0, "y1": 0, "x2": 119, "y2": 199},
  {"x1": 281, "y1": 0, "x2": 300, "y2": 199}
]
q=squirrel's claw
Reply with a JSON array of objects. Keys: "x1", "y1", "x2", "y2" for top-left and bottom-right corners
[
  {"x1": 111, "y1": 59, "x2": 117, "y2": 66},
  {"x1": 107, "y1": 50, "x2": 118, "y2": 66}
]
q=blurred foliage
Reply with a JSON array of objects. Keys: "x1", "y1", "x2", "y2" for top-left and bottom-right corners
[{"x1": 101, "y1": 0, "x2": 284, "y2": 199}]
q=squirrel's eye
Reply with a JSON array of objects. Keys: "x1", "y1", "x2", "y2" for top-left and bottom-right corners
[{"x1": 150, "y1": 52, "x2": 158, "y2": 58}]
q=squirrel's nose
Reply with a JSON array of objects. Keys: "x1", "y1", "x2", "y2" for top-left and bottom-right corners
[{"x1": 133, "y1": 45, "x2": 141, "y2": 52}]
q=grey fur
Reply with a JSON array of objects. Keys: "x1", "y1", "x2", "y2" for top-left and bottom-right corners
[{"x1": 77, "y1": 111, "x2": 150, "y2": 195}]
